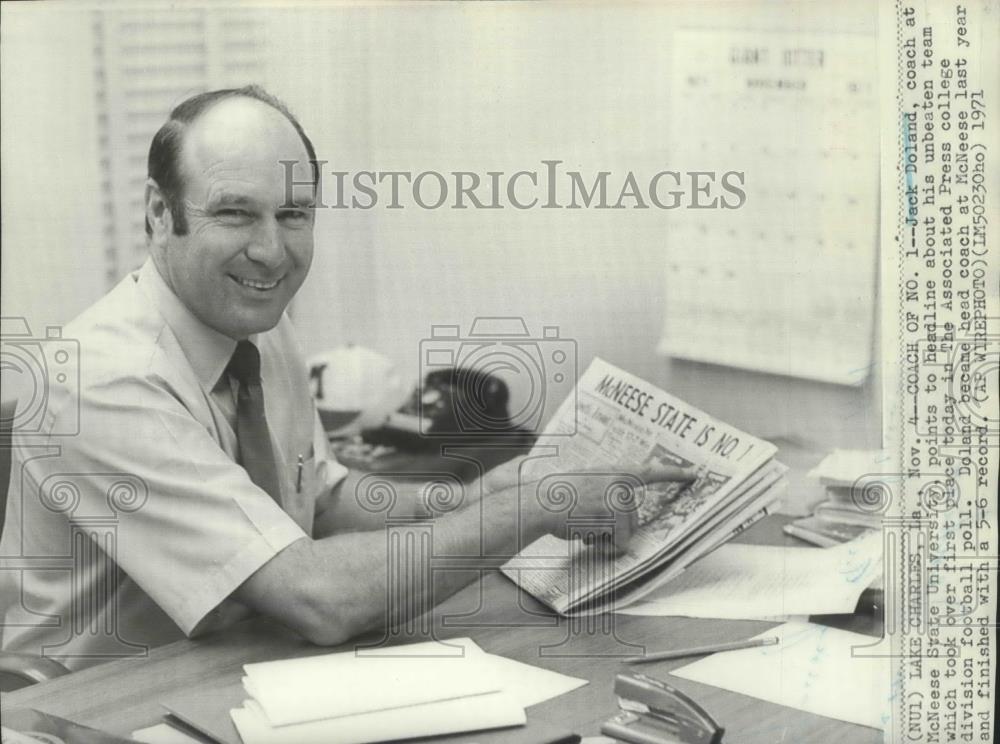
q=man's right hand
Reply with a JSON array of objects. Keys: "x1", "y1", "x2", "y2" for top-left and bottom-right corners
[{"x1": 487, "y1": 462, "x2": 696, "y2": 554}]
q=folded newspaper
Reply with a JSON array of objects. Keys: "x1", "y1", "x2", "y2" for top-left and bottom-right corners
[{"x1": 501, "y1": 357, "x2": 787, "y2": 616}]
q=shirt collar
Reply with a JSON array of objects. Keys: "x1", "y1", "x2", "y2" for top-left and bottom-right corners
[{"x1": 136, "y1": 259, "x2": 244, "y2": 390}]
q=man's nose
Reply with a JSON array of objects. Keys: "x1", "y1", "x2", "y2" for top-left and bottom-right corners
[{"x1": 245, "y1": 218, "x2": 285, "y2": 268}]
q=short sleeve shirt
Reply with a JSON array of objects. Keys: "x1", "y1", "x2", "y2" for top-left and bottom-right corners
[{"x1": 0, "y1": 259, "x2": 346, "y2": 669}]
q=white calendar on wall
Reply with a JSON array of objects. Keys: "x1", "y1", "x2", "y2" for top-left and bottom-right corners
[{"x1": 659, "y1": 29, "x2": 878, "y2": 386}]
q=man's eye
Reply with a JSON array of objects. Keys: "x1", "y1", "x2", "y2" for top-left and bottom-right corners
[
  {"x1": 277, "y1": 210, "x2": 310, "y2": 226},
  {"x1": 216, "y1": 209, "x2": 253, "y2": 223}
]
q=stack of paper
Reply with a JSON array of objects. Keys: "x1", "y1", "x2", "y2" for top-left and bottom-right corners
[
  {"x1": 229, "y1": 638, "x2": 586, "y2": 744},
  {"x1": 786, "y1": 449, "x2": 891, "y2": 546}
]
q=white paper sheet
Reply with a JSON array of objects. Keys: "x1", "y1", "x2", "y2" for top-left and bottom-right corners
[
  {"x1": 231, "y1": 691, "x2": 526, "y2": 744},
  {"x1": 808, "y1": 449, "x2": 892, "y2": 486},
  {"x1": 241, "y1": 637, "x2": 499, "y2": 726},
  {"x1": 617, "y1": 531, "x2": 883, "y2": 619},
  {"x1": 671, "y1": 621, "x2": 891, "y2": 729},
  {"x1": 459, "y1": 644, "x2": 589, "y2": 708},
  {"x1": 232, "y1": 637, "x2": 588, "y2": 744},
  {"x1": 349, "y1": 637, "x2": 588, "y2": 709}
]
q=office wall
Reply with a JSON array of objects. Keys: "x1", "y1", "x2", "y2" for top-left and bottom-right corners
[
  {"x1": 0, "y1": 2, "x2": 882, "y2": 452},
  {"x1": 1, "y1": 12, "x2": 105, "y2": 333},
  {"x1": 0, "y1": 6, "x2": 268, "y2": 328},
  {"x1": 273, "y1": 1, "x2": 881, "y2": 450}
]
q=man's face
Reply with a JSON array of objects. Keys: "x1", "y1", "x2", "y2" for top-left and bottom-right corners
[{"x1": 150, "y1": 97, "x2": 316, "y2": 340}]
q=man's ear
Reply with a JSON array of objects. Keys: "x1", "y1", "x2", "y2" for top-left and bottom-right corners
[{"x1": 145, "y1": 179, "x2": 173, "y2": 243}]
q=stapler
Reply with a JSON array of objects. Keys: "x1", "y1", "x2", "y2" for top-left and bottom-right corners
[{"x1": 601, "y1": 672, "x2": 724, "y2": 744}]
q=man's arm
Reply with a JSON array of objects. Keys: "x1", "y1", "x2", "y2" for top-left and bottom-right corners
[
  {"x1": 312, "y1": 468, "x2": 428, "y2": 536},
  {"x1": 235, "y1": 485, "x2": 533, "y2": 645},
  {"x1": 313, "y1": 464, "x2": 501, "y2": 537},
  {"x1": 234, "y1": 464, "x2": 692, "y2": 646},
  {"x1": 312, "y1": 451, "x2": 642, "y2": 537}
]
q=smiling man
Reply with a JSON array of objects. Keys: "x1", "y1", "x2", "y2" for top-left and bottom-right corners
[
  {"x1": 0, "y1": 87, "x2": 335, "y2": 668},
  {"x1": 0, "y1": 86, "x2": 690, "y2": 670},
  {"x1": 146, "y1": 91, "x2": 317, "y2": 340}
]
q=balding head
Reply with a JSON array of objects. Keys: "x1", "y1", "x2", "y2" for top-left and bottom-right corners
[
  {"x1": 145, "y1": 85, "x2": 318, "y2": 237},
  {"x1": 143, "y1": 87, "x2": 318, "y2": 340}
]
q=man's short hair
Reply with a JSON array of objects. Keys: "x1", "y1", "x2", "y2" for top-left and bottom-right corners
[{"x1": 145, "y1": 84, "x2": 319, "y2": 236}]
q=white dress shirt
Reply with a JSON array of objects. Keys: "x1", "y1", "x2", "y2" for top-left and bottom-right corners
[{"x1": 0, "y1": 259, "x2": 346, "y2": 669}]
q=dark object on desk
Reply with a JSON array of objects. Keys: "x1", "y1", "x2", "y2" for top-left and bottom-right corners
[
  {"x1": 857, "y1": 586, "x2": 883, "y2": 617},
  {"x1": 601, "y1": 673, "x2": 724, "y2": 744},
  {"x1": 420, "y1": 366, "x2": 511, "y2": 433},
  {"x1": 1, "y1": 708, "x2": 138, "y2": 743},
  {"x1": 811, "y1": 586, "x2": 885, "y2": 637},
  {"x1": 364, "y1": 366, "x2": 532, "y2": 451}
]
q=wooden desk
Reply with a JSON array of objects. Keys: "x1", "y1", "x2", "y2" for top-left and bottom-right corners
[{"x1": 3, "y1": 516, "x2": 881, "y2": 744}]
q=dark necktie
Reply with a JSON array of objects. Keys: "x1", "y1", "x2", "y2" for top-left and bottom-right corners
[{"x1": 226, "y1": 340, "x2": 282, "y2": 504}]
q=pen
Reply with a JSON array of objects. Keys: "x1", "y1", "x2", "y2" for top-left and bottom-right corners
[
  {"x1": 296, "y1": 454, "x2": 303, "y2": 494},
  {"x1": 623, "y1": 635, "x2": 779, "y2": 664}
]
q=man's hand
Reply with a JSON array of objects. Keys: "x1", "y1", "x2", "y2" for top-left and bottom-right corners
[{"x1": 481, "y1": 458, "x2": 695, "y2": 553}]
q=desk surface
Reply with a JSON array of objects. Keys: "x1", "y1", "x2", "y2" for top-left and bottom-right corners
[{"x1": 3, "y1": 516, "x2": 882, "y2": 744}]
